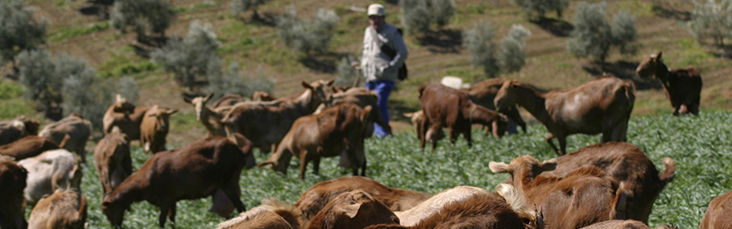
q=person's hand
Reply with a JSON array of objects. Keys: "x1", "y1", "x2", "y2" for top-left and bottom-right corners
[{"x1": 351, "y1": 61, "x2": 361, "y2": 69}]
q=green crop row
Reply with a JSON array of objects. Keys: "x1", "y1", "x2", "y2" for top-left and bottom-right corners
[{"x1": 60, "y1": 111, "x2": 731, "y2": 228}]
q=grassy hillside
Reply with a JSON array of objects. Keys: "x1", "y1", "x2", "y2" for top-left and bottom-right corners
[
  {"x1": 1, "y1": 0, "x2": 730, "y2": 143},
  {"x1": 63, "y1": 111, "x2": 732, "y2": 228}
]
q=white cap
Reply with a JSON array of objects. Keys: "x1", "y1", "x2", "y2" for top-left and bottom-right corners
[{"x1": 367, "y1": 4, "x2": 385, "y2": 17}]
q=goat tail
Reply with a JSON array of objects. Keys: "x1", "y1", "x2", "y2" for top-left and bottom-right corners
[
  {"x1": 659, "y1": 157, "x2": 676, "y2": 183},
  {"x1": 611, "y1": 182, "x2": 630, "y2": 220},
  {"x1": 418, "y1": 82, "x2": 429, "y2": 99}
]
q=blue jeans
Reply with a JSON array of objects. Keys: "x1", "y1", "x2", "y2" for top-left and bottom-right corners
[{"x1": 366, "y1": 80, "x2": 394, "y2": 137}]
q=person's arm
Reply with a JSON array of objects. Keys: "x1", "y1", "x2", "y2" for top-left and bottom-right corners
[{"x1": 388, "y1": 29, "x2": 408, "y2": 69}]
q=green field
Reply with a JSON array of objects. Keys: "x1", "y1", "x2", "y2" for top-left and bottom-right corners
[{"x1": 49, "y1": 110, "x2": 731, "y2": 228}]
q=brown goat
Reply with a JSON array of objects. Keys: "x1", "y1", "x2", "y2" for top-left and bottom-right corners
[
  {"x1": 93, "y1": 127, "x2": 132, "y2": 195},
  {"x1": 490, "y1": 155, "x2": 630, "y2": 229},
  {"x1": 28, "y1": 189, "x2": 87, "y2": 229},
  {"x1": 102, "y1": 134, "x2": 253, "y2": 228},
  {"x1": 494, "y1": 76, "x2": 635, "y2": 155},
  {"x1": 259, "y1": 103, "x2": 371, "y2": 179},
  {"x1": 579, "y1": 220, "x2": 650, "y2": 229},
  {"x1": 541, "y1": 142, "x2": 676, "y2": 223},
  {"x1": 216, "y1": 198, "x2": 300, "y2": 229},
  {"x1": 0, "y1": 135, "x2": 62, "y2": 161},
  {"x1": 0, "y1": 116, "x2": 39, "y2": 146},
  {"x1": 305, "y1": 189, "x2": 400, "y2": 229},
  {"x1": 253, "y1": 91, "x2": 277, "y2": 102},
  {"x1": 699, "y1": 190, "x2": 732, "y2": 229},
  {"x1": 364, "y1": 191, "x2": 538, "y2": 229},
  {"x1": 212, "y1": 94, "x2": 248, "y2": 108},
  {"x1": 140, "y1": 105, "x2": 178, "y2": 154},
  {"x1": 467, "y1": 78, "x2": 528, "y2": 133},
  {"x1": 419, "y1": 83, "x2": 508, "y2": 149},
  {"x1": 325, "y1": 87, "x2": 392, "y2": 137},
  {"x1": 103, "y1": 94, "x2": 150, "y2": 140},
  {"x1": 636, "y1": 51, "x2": 702, "y2": 115},
  {"x1": 184, "y1": 93, "x2": 231, "y2": 137},
  {"x1": 223, "y1": 80, "x2": 333, "y2": 153},
  {"x1": 0, "y1": 157, "x2": 28, "y2": 229},
  {"x1": 39, "y1": 113, "x2": 92, "y2": 162},
  {"x1": 295, "y1": 176, "x2": 432, "y2": 221}
]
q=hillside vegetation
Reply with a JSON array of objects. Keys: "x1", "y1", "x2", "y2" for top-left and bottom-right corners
[{"x1": 0, "y1": 0, "x2": 730, "y2": 144}]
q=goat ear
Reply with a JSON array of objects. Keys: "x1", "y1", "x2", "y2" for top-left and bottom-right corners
[
  {"x1": 655, "y1": 51, "x2": 663, "y2": 61},
  {"x1": 336, "y1": 201, "x2": 363, "y2": 219},
  {"x1": 326, "y1": 79, "x2": 335, "y2": 86},
  {"x1": 183, "y1": 97, "x2": 192, "y2": 104},
  {"x1": 540, "y1": 158, "x2": 557, "y2": 172},
  {"x1": 361, "y1": 106, "x2": 372, "y2": 121},
  {"x1": 489, "y1": 161, "x2": 511, "y2": 173},
  {"x1": 167, "y1": 109, "x2": 179, "y2": 115},
  {"x1": 302, "y1": 81, "x2": 313, "y2": 89}
]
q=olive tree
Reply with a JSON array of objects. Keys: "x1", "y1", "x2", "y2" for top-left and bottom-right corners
[
  {"x1": 17, "y1": 49, "x2": 136, "y2": 127},
  {"x1": 400, "y1": 0, "x2": 456, "y2": 34},
  {"x1": 463, "y1": 20, "x2": 499, "y2": 78},
  {"x1": 567, "y1": 2, "x2": 638, "y2": 68},
  {"x1": 500, "y1": 25, "x2": 531, "y2": 73},
  {"x1": 689, "y1": 0, "x2": 732, "y2": 46},
  {"x1": 152, "y1": 21, "x2": 221, "y2": 92},
  {"x1": 110, "y1": 0, "x2": 175, "y2": 40},
  {"x1": 276, "y1": 6, "x2": 338, "y2": 54},
  {"x1": 0, "y1": 0, "x2": 47, "y2": 73}
]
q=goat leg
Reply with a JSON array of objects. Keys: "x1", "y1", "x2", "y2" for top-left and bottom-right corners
[
  {"x1": 168, "y1": 203, "x2": 177, "y2": 229},
  {"x1": 222, "y1": 181, "x2": 246, "y2": 213},
  {"x1": 545, "y1": 133, "x2": 560, "y2": 155}
]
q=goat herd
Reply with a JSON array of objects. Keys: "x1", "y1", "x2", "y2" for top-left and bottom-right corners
[{"x1": 0, "y1": 51, "x2": 723, "y2": 229}]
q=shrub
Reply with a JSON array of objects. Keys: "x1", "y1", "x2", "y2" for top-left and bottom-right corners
[
  {"x1": 0, "y1": 0, "x2": 48, "y2": 71},
  {"x1": 612, "y1": 10, "x2": 639, "y2": 55},
  {"x1": 463, "y1": 20, "x2": 499, "y2": 78},
  {"x1": 17, "y1": 49, "x2": 62, "y2": 114},
  {"x1": 110, "y1": 0, "x2": 175, "y2": 39},
  {"x1": 567, "y1": 2, "x2": 637, "y2": 67},
  {"x1": 152, "y1": 21, "x2": 221, "y2": 92},
  {"x1": 276, "y1": 6, "x2": 338, "y2": 54},
  {"x1": 335, "y1": 56, "x2": 359, "y2": 87},
  {"x1": 512, "y1": 0, "x2": 569, "y2": 19},
  {"x1": 116, "y1": 76, "x2": 139, "y2": 103},
  {"x1": 207, "y1": 62, "x2": 249, "y2": 99},
  {"x1": 18, "y1": 49, "x2": 116, "y2": 127},
  {"x1": 60, "y1": 62, "x2": 112, "y2": 130},
  {"x1": 432, "y1": 0, "x2": 456, "y2": 28},
  {"x1": 400, "y1": 0, "x2": 456, "y2": 34},
  {"x1": 499, "y1": 25, "x2": 531, "y2": 73},
  {"x1": 230, "y1": 0, "x2": 270, "y2": 18},
  {"x1": 689, "y1": 0, "x2": 732, "y2": 46},
  {"x1": 245, "y1": 66, "x2": 276, "y2": 96}
]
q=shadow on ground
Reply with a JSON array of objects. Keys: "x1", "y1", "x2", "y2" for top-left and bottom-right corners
[
  {"x1": 79, "y1": 0, "x2": 113, "y2": 19},
  {"x1": 582, "y1": 60, "x2": 663, "y2": 90},
  {"x1": 651, "y1": 4, "x2": 691, "y2": 21},
  {"x1": 531, "y1": 17, "x2": 573, "y2": 37},
  {"x1": 417, "y1": 29, "x2": 463, "y2": 54},
  {"x1": 298, "y1": 53, "x2": 340, "y2": 73}
]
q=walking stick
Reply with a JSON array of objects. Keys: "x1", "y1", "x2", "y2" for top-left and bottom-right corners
[{"x1": 351, "y1": 66, "x2": 362, "y2": 88}]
